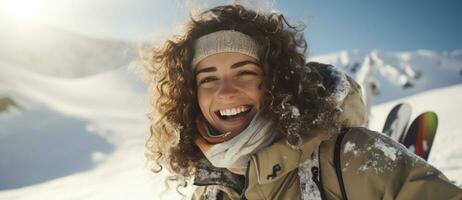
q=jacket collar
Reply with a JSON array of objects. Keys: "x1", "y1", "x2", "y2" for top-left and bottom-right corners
[
  {"x1": 192, "y1": 128, "x2": 334, "y2": 188},
  {"x1": 193, "y1": 158, "x2": 246, "y2": 194}
]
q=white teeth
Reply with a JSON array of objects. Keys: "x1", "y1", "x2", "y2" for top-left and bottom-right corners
[{"x1": 219, "y1": 106, "x2": 250, "y2": 116}]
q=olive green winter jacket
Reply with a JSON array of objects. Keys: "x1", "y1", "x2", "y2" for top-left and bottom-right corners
[{"x1": 193, "y1": 127, "x2": 462, "y2": 200}]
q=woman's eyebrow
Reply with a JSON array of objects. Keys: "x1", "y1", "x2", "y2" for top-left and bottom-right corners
[
  {"x1": 195, "y1": 60, "x2": 259, "y2": 76},
  {"x1": 195, "y1": 66, "x2": 217, "y2": 76},
  {"x1": 231, "y1": 60, "x2": 260, "y2": 69}
]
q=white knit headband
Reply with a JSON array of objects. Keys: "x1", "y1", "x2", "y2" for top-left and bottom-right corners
[{"x1": 192, "y1": 30, "x2": 260, "y2": 67}]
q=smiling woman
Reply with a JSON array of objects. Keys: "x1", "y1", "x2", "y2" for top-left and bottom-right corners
[{"x1": 144, "y1": 4, "x2": 462, "y2": 200}]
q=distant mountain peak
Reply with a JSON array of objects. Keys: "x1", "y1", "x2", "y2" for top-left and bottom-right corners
[{"x1": 312, "y1": 49, "x2": 462, "y2": 106}]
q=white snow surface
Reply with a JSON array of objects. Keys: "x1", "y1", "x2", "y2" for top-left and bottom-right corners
[
  {"x1": 0, "y1": 61, "x2": 193, "y2": 199},
  {"x1": 1, "y1": 21, "x2": 461, "y2": 199}
]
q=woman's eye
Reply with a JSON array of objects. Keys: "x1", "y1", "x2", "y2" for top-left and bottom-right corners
[
  {"x1": 237, "y1": 70, "x2": 258, "y2": 76},
  {"x1": 199, "y1": 77, "x2": 218, "y2": 85}
]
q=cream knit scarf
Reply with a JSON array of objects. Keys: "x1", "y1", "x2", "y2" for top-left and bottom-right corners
[{"x1": 201, "y1": 112, "x2": 278, "y2": 175}]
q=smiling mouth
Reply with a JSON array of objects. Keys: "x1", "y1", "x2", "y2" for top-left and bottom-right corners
[{"x1": 215, "y1": 105, "x2": 253, "y2": 121}]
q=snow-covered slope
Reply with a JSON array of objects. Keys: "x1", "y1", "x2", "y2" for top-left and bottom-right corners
[
  {"x1": 0, "y1": 13, "x2": 135, "y2": 78},
  {"x1": 0, "y1": 56, "x2": 193, "y2": 199}
]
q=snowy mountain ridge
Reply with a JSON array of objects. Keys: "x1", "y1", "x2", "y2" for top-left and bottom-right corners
[
  {"x1": 0, "y1": 13, "x2": 135, "y2": 78},
  {"x1": 312, "y1": 49, "x2": 462, "y2": 105}
]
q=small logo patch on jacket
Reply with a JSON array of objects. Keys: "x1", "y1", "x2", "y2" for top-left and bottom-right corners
[{"x1": 267, "y1": 164, "x2": 282, "y2": 180}]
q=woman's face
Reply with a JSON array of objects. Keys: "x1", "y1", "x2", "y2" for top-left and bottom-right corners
[{"x1": 195, "y1": 52, "x2": 265, "y2": 134}]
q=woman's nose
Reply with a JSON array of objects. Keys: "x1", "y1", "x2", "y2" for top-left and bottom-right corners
[{"x1": 217, "y1": 78, "x2": 238, "y2": 99}]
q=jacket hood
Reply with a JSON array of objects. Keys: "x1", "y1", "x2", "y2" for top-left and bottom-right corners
[{"x1": 312, "y1": 62, "x2": 368, "y2": 127}]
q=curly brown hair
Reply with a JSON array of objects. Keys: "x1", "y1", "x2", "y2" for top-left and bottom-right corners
[{"x1": 144, "y1": 4, "x2": 341, "y2": 180}]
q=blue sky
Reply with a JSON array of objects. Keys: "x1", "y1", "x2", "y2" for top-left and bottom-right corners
[
  {"x1": 278, "y1": 0, "x2": 462, "y2": 55},
  {"x1": 4, "y1": 0, "x2": 461, "y2": 55}
]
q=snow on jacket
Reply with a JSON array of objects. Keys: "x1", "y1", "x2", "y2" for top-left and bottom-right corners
[{"x1": 191, "y1": 63, "x2": 462, "y2": 199}]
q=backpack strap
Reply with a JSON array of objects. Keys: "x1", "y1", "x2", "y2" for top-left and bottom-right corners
[{"x1": 334, "y1": 128, "x2": 349, "y2": 200}]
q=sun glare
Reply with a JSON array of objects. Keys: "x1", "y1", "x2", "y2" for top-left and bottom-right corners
[{"x1": 0, "y1": 0, "x2": 42, "y2": 19}]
